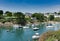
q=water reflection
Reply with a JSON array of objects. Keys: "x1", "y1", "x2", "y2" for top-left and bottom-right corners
[
  {"x1": 14, "y1": 28, "x2": 24, "y2": 41},
  {"x1": 0, "y1": 27, "x2": 3, "y2": 38}
]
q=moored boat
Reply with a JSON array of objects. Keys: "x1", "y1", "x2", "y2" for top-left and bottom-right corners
[
  {"x1": 13, "y1": 24, "x2": 23, "y2": 29},
  {"x1": 46, "y1": 23, "x2": 54, "y2": 28},
  {"x1": 32, "y1": 33, "x2": 40, "y2": 39},
  {"x1": 33, "y1": 27, "x2": 39, "y2": 31}
]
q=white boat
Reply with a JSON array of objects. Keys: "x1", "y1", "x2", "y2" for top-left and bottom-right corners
[
  {"x1": 19, "y1": 25, "x2": 23, "y2": 28},
  {"x1": 23, "y1": 26, "x2": 29, "y2": 29},
  {"x1": 32, "y1": 24, "x2": 35, "y2": 27},
  {"x1": 6, "y1": 30, "x2": 9, "y2": 32},
  {"x1": 32, "y1": 33, "x2": 40, "y2": 39},
  {"x1": 13, "y1": 24, "x2": 23, "y2": 29},
  {"x1": 13, "y1": 24, "x2": 19, "y2": 28},
  {"x1": 33, "y1": 27, "x2": 39, "y2": 31},
  {"x1": 46, "y1": 23, "x2": 54, "y2": 28},
  {"x1": 46, "y1": 26, "x2": 53, "y2": 28}
]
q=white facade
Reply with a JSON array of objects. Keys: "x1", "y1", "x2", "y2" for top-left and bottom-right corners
[{"x1": 44, "y1": 13, "x2": 60, "y2": 18}]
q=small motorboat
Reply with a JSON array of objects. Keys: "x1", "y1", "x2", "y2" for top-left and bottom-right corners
[
  {"x1": 23, "y1": 26, "x2": 29, "y2": 29},
  {"x1": 19, "y1": 26, "x2": 23, "y2": 28},
  {"x1": 32, "y1": 33, "x2": 40, "y2": 39},
  {"x1": 46, "y1": 23, "x2": 54, "y2": 28},
  {"x1": 46, "y1": 24, "x2": 53, "y2": 27},
  {"x1": 32, "y1": 24, "x2": 35, "y2": 27},
  {"x1": 33, "y1": 27, "x2": 39, "y2": 31},
  {"x1": 13, "y1": 24, "x2": 19, "y2": 28},
  {"x1": 6, "y1": 30, "x2": 9, "y2": 32},
  {"x1": 13, "y1": 24, "x2": 23, "y2": 29}
]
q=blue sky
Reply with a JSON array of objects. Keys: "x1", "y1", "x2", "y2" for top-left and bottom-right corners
[{"x1": 0, "y1": 0, "x2": 60, "y2": 13}]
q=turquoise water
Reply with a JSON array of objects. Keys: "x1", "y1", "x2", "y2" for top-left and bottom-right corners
[{"x1": 0, "y1": 23, "x2": 60, "y2": 41}]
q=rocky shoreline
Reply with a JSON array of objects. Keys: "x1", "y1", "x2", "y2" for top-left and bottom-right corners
[
  {"x1": 0, "y1": 22, "x2": 13, "y2": 27},
  {"x1": 0, "y1": 21, "x2": 60, "y2": 27}
]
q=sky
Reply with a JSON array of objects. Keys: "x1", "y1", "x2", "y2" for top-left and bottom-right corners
[{"x1": 0, "y1": 0, "x2": 60, "y2": 13}]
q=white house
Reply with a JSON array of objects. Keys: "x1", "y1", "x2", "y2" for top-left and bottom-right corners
[{"x1": 44, "y1": 13, "x2": 60, "y2": 18}]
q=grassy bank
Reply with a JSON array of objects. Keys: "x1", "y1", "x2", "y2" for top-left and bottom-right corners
[{"x1": 39, "y1": 30, "x2": 60, "y2": 41}]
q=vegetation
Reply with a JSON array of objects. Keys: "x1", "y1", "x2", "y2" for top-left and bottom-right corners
[
  {"x1": 45, "y1": 30, "x2": 60, "y2": 41},
  {"x1": 13, "y1": 12, "x2": 26, "y2": 25},
  {"x1": 0, "y1": 10, "x2": 60, "y2": 25},
  {"x1": 32, "y1": 13, "x2": 45, "y2": 22},
  {"x1": 58, "y1": 12, "x2": 60, "y2": 15},
  {"x1": 5, "y1": 11, "x2": 12, "y2": 17},
  {"x1": 0, "y1": 10, "x2": 3, "y2": 16},
  {"x1": 54, "y1": 17, "x2": 60, "y2": 22},
  {"x1": 48, "y1": 15, "x2": 54, "y2": 21},
  {"x1": 39, "y1": 30, "x2": 60, "y2": 41}
]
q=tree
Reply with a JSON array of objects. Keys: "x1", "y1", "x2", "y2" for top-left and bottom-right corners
[
  {"x1": 32, "y1": 13, "x2": 45, "y2": 22},
  {"x1": 0, "y1": 10, "x2": 3, "y2": 16},
  {"x1": 44, "y1": 16, "x2": 47, "y2": 22},
  {"x1": 54, "y1": 12, "x2": 57, "y2": 14},
  {"x1": 14, "y1": 12, "x2": 25, "y2": 17},
  {"x1": 58, "y1": 12, "x2": 60, "y2": 15},
  {"x1": 46, "y1": 13, "x2": 50, "y2": 15},
  {"x1": 14, "y1": 12, "x2": 26, "y2": 25},
  {"x1": 48, "y1": 15, "x2": 54, "y2": 21},
  {"x1": 5, "y1": 11, "x2": 12, "y2": 17}
]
